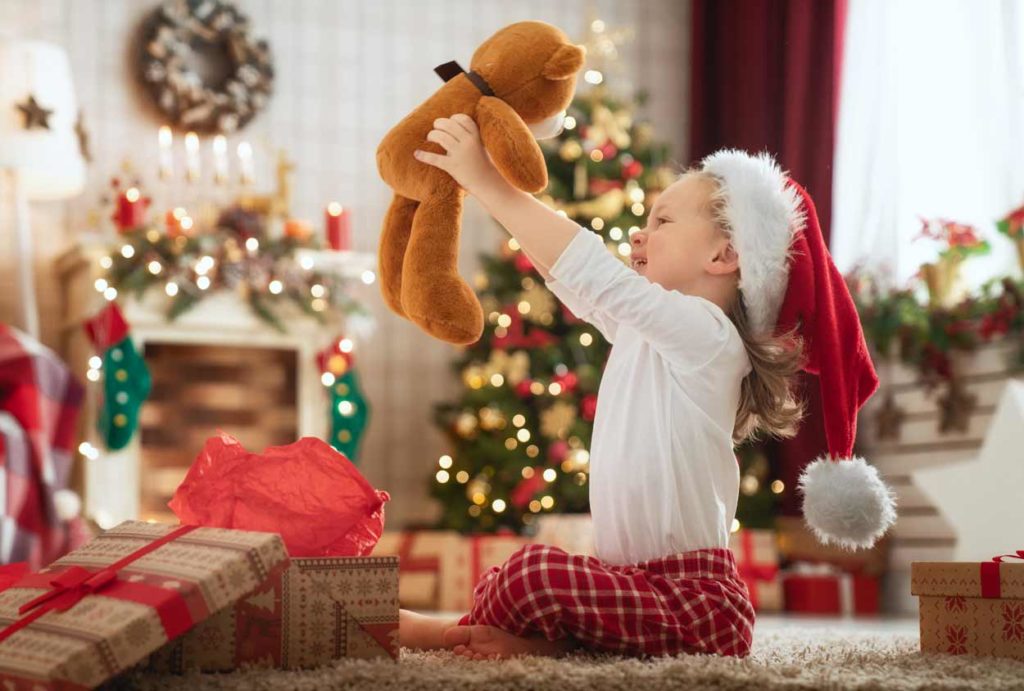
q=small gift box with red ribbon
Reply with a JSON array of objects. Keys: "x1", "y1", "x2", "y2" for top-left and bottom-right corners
[
  {"x1": 912, "y1": 551, "x2": 1024, "y2": 660},
  {"x1": 728, "y1": 529, "x2": 783, "y2": 612},
  {"x1": 781, "y1": 562, "x2": 880, "y2": 616},
  {"x1": 0, "y1": 521, "x2": 290, "y2": 690}
]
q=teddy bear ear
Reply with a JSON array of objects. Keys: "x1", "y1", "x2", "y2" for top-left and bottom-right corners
[{"x1": 543, "y1": 44, "x2": 586, "y2": 80}]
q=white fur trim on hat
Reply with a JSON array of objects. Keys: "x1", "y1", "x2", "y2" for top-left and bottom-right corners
[
  {"x1": 798, "y1": 456, "x2": 897, "y2": 550},
  {"x1": 700, "y1": 149, "x2": 804, "y2": 336}
]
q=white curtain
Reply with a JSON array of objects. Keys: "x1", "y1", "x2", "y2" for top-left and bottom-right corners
[{"x1": 832, "y1": 0, "x2": 1024, "y2": 287}]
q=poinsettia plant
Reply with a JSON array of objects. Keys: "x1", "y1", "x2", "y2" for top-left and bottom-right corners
[
  {"x1": 914, "y1": 217, "x2": 991, "y2": 262},
  {"x1": 996, "y1": 203, "x2": 1024, "y2": 241}
]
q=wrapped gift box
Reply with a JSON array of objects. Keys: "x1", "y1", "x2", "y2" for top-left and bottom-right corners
[
  {"x1": 372, "y1": 531, "x2": 531, "y2": 612},
  {"x1": 444, "y1": 534, "x2": 532, "y2": 612},
  {"x1": 372, "y1": 531, "x2": 463, "y2": 610},
  {"x1": 0, "y1": 521, "x2": 289, "y2": 690},
  {"x1": 776, "y1": 516, "x2": 888, "y2": 575},
  {"x1": 153, "y1": 555, "x2": 398, "y2": 671},
  {"x1": 729, "y1": 529, "x2": 783, "y2": 612},
  {"x1": 912, "y1": 555, "x2": 1024, "y2": 659},
  {"x1": 782, "y1": 563, "x2": 880, "y2": 616},
  {"x1": 533, "y1": 514, "x2": 596, "y2": 557}
]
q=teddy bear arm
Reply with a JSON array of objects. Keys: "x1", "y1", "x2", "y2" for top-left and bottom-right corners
[{"x1": 476, "y1": 96, "x2": 548, "y2": 194}]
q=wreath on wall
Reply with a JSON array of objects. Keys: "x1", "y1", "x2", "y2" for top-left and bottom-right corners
[{"x1": 137, "y1": 0, "x2": 274, "y2": 133}]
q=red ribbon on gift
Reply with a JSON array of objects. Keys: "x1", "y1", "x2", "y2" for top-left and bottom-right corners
[
  {"x1": 979, "y1": 550, "x2": 1024, "y2": 599},
  {"x1": 0, "y1": 524, "x2": 198, "y2": 644},
  {"x1": 735, "y1": 530, "x2": 779, "y2": 609}
]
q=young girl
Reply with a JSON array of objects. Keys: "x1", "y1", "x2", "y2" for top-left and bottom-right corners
[{"x1": 399, "y1": 116, "x2": 895, "y2": 660}]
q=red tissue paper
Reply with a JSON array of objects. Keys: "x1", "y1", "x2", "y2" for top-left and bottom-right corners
[{"x1": 169, "y1": 433, "x2": 390, "y2": 557}]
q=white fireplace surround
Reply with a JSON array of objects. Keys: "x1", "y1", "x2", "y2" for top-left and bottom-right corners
[{"x1": 58, "y1": 242, "x2": 375, "y2": 528}]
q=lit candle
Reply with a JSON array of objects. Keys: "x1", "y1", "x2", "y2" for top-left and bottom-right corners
[
  {"x1": 184, "y1": 131, "x2": 200, "y2": 183},
  {"x1": 158, "y1": 126, "x2": 173, "y2": 180},
  {"x1": 212, "y1": 135, "x2": 229, "y2": 185},
  {"x1": 114, "y1": 187, "x2": 148, "y2": 233},
  {"x1": 325, "y1": 202, "x2": 350, "y2": 251},
  {"x1": 237, "y1": 141, "x2": 254, "y2": 185}
]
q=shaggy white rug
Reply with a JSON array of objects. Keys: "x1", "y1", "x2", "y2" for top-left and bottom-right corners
[{"x1": 108, "y1": 627, "x2": 1024, "y2": 691}]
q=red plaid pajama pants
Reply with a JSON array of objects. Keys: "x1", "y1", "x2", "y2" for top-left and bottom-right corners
[{"x1": 457, "y1": 544, "x2": 754, "y2": 657}]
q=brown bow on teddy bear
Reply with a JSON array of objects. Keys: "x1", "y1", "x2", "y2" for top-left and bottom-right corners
[{"x1": 376, "y1": 21, "x2": 584, "y2": 345}]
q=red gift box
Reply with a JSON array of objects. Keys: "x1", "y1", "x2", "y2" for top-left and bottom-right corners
[
  {"x1": 782, "y1": 563, "x2": 879, "y2": 616},
  {"x1": 729, "y1": 529, "x2": 782, "y2": 612}
]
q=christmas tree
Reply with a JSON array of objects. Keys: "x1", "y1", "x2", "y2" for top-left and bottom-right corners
[{"x1": 430, "y1": 82, "x2": 679, "y2": 533}]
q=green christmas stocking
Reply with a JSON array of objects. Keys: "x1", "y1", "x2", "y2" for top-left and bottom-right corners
[
  {"x1": 318, "y1": 338, "x2": 370, "y2": 462},
  {"x1": 84, "y1": 304, "x2": 152, "y2": 450}
]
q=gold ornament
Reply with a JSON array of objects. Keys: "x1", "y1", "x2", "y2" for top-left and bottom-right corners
[
  {"x1": 590, "y1": 104, "x2": 632, "y2": 149},
  {"x1": 467, "y1": 476, "x2": 492, "y2": 504},
  {"x1": 519, "y1": 284, "x2": 556, "y2": 324},
  {"x1": 565, "y1": 448, "x2": 590, "y2": 472},
  {"x1": 455, "y1": 412, "x2": 478, "y2": 438},
  {"x1": 484, "y1": 350, "x2": 530, "y2": 386},
  {"x1": 541, "y1": 401, "x2": 577, "y2": 439},
  {"x1": 462, "y1": 365, "x2": 486, "y2": 390},
  {"x1": 559, "y1": 139, "x2": 583, "y2": 161},
  {"x1": 479, "y1": 406, "x2": 507, "y2": 431}
]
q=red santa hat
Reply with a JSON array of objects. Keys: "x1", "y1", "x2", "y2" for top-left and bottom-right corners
[{"x1": 700, "y1": 149, "x2": 897, "y2": 550}]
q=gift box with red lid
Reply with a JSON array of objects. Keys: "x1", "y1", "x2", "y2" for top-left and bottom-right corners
[
  {"x1": 912, "y1": 552, "x2": 1024, "y2": 660},
  {"x1": 781, "y1": 562, "x2": 880, "y2": 616}
]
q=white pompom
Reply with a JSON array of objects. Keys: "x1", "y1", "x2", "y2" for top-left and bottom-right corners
[
  {"x1": 798, "y1": 456, "x2": 897, "y2": 550},
  {"x1": 53, "y1": 489, "x2": 82, "y2": 521}
]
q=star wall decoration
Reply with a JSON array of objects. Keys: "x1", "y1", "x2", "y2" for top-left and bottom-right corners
[{"x1": 16, "y1": 94, "x2": 53, "y2": 130}]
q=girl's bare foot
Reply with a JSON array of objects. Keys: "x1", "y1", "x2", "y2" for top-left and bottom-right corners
[
  {"x1": 399, "y1": 609, "x2": 462, "y2": 650},
  {"x1": 442, "y1": 624, "x2": 575, "y2": 660}
]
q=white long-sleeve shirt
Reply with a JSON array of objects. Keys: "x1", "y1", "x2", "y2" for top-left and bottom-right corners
[{"x1": 546, "y1": 229, "x2": 752, "y2": 565}]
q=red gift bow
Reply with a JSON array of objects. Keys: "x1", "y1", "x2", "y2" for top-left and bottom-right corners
[
  {"x1": 980, "y1": 550, "x2": 1024, "y2": 599},
  {"x1": 735, "y1": 530, "x2": 779, "y2": 609},
  {"x1": 0, "y1": 524, "x2": 198, "y2": 644}
]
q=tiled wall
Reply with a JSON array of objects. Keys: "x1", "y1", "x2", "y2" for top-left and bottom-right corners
[{"x1": 0, "y1": 0, "x2": 690, "y2": 528}]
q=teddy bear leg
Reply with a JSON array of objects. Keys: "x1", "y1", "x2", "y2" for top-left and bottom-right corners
[
  {"x1": 401, "y1": 185, "x2": 484, "y2": 345},
  {"x1": 378, "y1": 193, "x2": 420, "y2": 317}
]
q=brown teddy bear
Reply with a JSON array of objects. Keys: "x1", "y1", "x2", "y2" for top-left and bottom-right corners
[{"x1": 376, "y1": 21, "x2": 584, "y2": 345}]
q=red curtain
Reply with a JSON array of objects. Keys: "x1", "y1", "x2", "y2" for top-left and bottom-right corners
[{"x1": 688, "y1": 0, "x2": 847, "y2": 515}]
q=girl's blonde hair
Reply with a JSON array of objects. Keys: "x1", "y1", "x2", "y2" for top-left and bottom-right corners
[{"x1": 692, "y1": 169, "x2": 806, "y2": 444}]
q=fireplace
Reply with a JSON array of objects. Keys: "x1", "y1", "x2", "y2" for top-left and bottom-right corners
[
  {"x1": 138, "y1": 342, "x2": 300, "y2": 522},
  {"x1": 58, "y1": 246, "x2": 350, "y2": 528}
]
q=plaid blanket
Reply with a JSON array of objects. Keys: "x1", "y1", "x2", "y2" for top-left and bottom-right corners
[{"x1": 0, "y1": 326, "x2": 84, "y2": 567}]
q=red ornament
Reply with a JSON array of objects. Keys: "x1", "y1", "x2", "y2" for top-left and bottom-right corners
[
  {"x1": 600, "y1": 142, "x2": 618, "y2": 159},
  {"x1": 547, "y1": 440, "x2": 569, "y2": 464},
  {"x1": 514, "y1": 252, "x2": 534, "y2": 274},
  {"x1": 554, "y1": 371, "x2": 578, "y2": 393},
  {"x1": 510, "y1": 471, "x2": 547, "y2": 508},
  {"x1": 581, "y1": 394, "x2": 598, "y2": 422},
  {"x1": 589, "y1": 178, "x2": 624, "y2": 195},
  {"x1": 622, "y1": 160, "x2": 644, "y2": 179},
  {"x1": 493, "y1": 310, "x2": 558, "y2": 350},
  {"x1": 516, "y1": 380, "x2": 535, "y2": 399}
]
